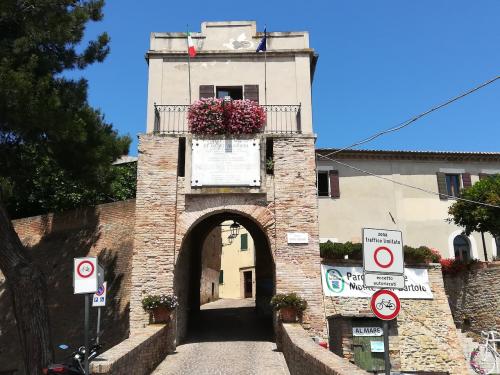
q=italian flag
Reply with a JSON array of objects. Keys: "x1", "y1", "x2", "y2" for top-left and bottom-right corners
[{"x1": 187, "y1": 31, "x2": 196, "y2": 57}]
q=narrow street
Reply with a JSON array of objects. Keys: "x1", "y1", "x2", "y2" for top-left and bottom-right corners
[{"x1": 152, "y1": 299, "x2": 290, "y2": 375}]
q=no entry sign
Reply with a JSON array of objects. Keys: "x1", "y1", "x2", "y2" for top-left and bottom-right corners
[
  {"x1": 370, "y1": 289, "x2": 401, "y2": 320},
  {"x1": 363, "y1": 228, "x2": 404, "y2": 275},
  {"x1": 74, "y1": 257, "x2": 98, "y2": 294}
]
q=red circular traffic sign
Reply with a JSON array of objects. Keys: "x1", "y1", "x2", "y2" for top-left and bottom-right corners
[
  {"x1": 370, "y1": 289, "x2": 401, "y2": 320},
  {"x1": 373, "y1": 246, "x2": 394, "y2": 269},
  {"x1": 76, "y1": 260, "x2": 95, "y2": 278}
]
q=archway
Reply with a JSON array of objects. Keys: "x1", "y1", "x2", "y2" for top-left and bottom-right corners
[
  {"x1": 453, "y1": 234, "x2": 471, "y2": 261},
  {"x1": 173, "y1": 211, "x2": 275, "y2": 343}
]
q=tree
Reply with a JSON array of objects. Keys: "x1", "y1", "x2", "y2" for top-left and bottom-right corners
[
  {"x1": 448, "y1": 174, "x2": 500, "y2": 239},
  {"x1": 0, "y1": 1, "x2": 130, "y2": 373}
]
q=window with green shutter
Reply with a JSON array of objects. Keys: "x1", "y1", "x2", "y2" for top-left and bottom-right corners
[
  {"x1": 240, "y1": 233, "x2": 248, "y2": 251},
  {"x1": 219, "y1": 270, "x2": 224, "y2": 284}
]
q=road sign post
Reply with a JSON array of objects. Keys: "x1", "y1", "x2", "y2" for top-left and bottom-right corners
[
  {"x1": 370, "y1": 289, "x2": 401, "y2": 375},
  {"x1": 363, "y1": 228, "x2": 405, "y2": 290},
  {"x1": 93, "y1": 281, "x2": 107, "y2": 344}
]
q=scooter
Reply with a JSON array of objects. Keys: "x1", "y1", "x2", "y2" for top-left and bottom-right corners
[{"x1": 42, "y1": 340, "x2": 101, "y2": 374}]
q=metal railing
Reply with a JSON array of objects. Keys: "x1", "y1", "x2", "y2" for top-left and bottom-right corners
[{"x1": 153, "y1": 104, "x2": 301, "y2": 134}]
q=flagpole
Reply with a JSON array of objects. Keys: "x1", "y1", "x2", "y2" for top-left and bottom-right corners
[
  {"x1": 264, "y1": 25, "x2": 267, "y2": 105},
  {"x1": 187, "y1": 24, "x2": 192, "y2": 104}
]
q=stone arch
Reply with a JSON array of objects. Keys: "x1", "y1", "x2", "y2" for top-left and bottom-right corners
[
  {"x1": 447, "y1": 230, "x2": 479, "y2": 259},
  {"x1": 173, "y1": 203, "x2": 276, "y2": 342},
  {"x1": 176, "y1": 202, "x2": 276, "y2": 259}
]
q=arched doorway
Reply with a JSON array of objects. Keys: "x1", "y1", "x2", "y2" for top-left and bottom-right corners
[
  {"x1": 173, "y1": 211, "x2": 275, "y2": 343},
  {"x1": 453, "y1": 234, "x2": 471, "y2": 261}
]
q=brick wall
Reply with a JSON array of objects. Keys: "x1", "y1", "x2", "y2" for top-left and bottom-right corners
[
  {"x1": 443, "y1": 262, "x2": 500, "y2": 335},
  {"x1": 200, "y1": 227, "x2": 222, "y2": 304},
  {"x1": 279, "y1": 323, "x2": 369, "y2": 375},
  {"x1": 0, "y1": 200, "x2": 135, "y2": 374},
  {"x1": 322, "y1": 261, "x2": 469, "y2": 375}
]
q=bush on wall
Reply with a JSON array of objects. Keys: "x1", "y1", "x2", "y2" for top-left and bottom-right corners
[
  {"x1": 188, "y1": 98, "x2": 266, "y2": 134},
  {"x1": 320, "y1": 241, "x2": 442, "y2": 264}
]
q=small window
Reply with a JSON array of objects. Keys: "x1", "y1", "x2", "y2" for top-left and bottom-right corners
[
  {"x1": 219, "y1": 270, "x2": 224, "y2": 284},
  {"x1": 317, "y1": 171, "x2": 329, "y2": 197},
  {"x1": 216, "y1": 86, "x2": 243, "y2": 100},
  {"x1": 446, "y1": 174, "x2": 461, "y2": 197},
  {"x1": 240, "y1": 233, "x2": 248, "y2": 250},
  {"x1": 454, "y1": 235, "x2": 471, "y2": 261}
]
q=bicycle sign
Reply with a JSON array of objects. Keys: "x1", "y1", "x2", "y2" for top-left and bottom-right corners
[
  {"x1": 73, "y1": 257, "x2": 98, "y2": 294},
  {"x1": 370, "y1": 289, "x2": 401, "y2": 320}
]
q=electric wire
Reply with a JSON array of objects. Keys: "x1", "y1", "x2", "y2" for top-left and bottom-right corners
[
  {"x1": 320, "y1": 75, "x2": 500, "y2": 159},
  {"x1": 316, "y1": 153, "x2": 500, "y2": 209}
]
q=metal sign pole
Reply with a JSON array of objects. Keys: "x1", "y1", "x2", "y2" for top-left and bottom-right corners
[
  {"x1": 383, "y1": 320, "x2": 390, "y2": 375},
  {"x1": 96, "y1": 307, "x2": 101, "y2": 345},
  {"x1": 84, "y1": 294, "x2": 90, "y2": 375}
]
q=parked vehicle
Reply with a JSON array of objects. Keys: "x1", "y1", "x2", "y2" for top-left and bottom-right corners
[{"x1": 42, "y1": 341, "x2": 101, "y2": 375}]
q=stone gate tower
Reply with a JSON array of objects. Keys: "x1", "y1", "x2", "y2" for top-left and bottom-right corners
[{"x1": 130, "y1": 21, "x2": 324, "y2": 340}]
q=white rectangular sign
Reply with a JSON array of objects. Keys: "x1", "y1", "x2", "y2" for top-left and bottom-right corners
[
  {"x1": 370, "y1": 341, "x2": 385, "y2": 353},
  {"x1": 92, "y1": 281, "x2": 107, "y2": 307},
  {"x1": 364, "y1": 273, "x2": 405, "y2": 289},
  {"x1": 321, "y1": 265, "x2": 433, "y2": 299},
  {"x1": 363, "y1": 228, "x2": 404, "y2": 275},
  {"x1": 287, "y1": 232, "x2": 309, "y2": 244},
  {"x1": 352, "y1": 327, "x2": 383, "y2": 337},
  {"x1": 74, "y1": 257, "x2": 98, "y2": 294},
  {"x1": 191, "y1": 139, "x2": 261, "y2": 187}
]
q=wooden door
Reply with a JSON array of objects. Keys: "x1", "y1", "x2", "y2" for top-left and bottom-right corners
[
  {"x1": 352, "y1": 320, "x2": 385, "y2": 372},
  {"x1": 243, "y1": 271, "x2": 253, "y2": 298}
]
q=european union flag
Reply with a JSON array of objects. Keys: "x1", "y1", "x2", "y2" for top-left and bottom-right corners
[{"x1": 256, "y1": 28, "x2": 267, "y2": 52}]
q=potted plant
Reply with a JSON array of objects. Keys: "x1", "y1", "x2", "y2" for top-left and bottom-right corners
[
  {"x1": 270, "y1": 293, "x2": 307, "y2": 323},
  {"x1": 142, "y1": 294, "x2": 179, "y2": 324}
]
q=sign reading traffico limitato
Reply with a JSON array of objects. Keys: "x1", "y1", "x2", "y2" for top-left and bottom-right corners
[
  {"x1": 363, "y1": 228, "x2": 405, "y2": 290},
  {"x1": 321, "y1": 265, "x2": 433, "y2": 299}
]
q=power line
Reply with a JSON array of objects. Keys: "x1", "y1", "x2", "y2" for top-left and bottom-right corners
[
  {"x1": 316, "y1": 154, "x2": 500, "y2": 209},
  {"x1": 321, "y1": 75, "x2": 500, "y2": 159}
]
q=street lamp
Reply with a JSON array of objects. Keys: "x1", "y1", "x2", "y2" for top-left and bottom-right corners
[{"x1": 230, "y1": 221, "x2": 240, "y2": 237}]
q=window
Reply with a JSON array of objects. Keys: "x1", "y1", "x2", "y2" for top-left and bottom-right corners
[
  {"x1": 446, "y1": 174, "x2": 461, "y2": 197},
  {"x1": 216, "y1": 86, "x2": 243, "y2": 100},
  {"x1": 240, "y1": 233, "x2": 248, "y2": 251},
  {"x1": 219, "y1": 270, "x2": 224, "y2": 284},
  {"x1": 453, "y1": 235, "x2": 471, "y2": 261},
  {"x1": 317, "y1": 171, "x2": 329, "y2": 197}
]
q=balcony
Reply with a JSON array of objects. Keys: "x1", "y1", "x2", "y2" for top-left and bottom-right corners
[{"x1": 153, "y1": 104, "x2": 301, "y2": 134}]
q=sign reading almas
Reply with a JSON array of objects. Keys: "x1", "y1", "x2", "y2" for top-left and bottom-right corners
[{"x1": 191, "y1": 139, "x2": 261, "y2": 187}]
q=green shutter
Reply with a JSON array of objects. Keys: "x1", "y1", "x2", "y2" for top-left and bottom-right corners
[
  {"x1": 219, "y1": 270, "x2": 224, "y2": 284},
  {"x1": 241, "y1": 233, "x2": 248, "y2": 250}
]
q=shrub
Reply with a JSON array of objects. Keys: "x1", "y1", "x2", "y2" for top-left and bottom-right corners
[
  {"x1": 403, "y1": 245, "x2": 441, "y2": 263},
  {"x1": 320, "y1": 241, "x2": 362, "y2": 260},
  {"x1": 440, "y1": 258, "x2": 481, "y2": 275},
  {"x1": 187, "y1": 98, "x2": 266, "y2": 134},
  {"x1": 270, "y1": 293, "x2": 307, "y2": 312},
  {"x1": 141, "y1": 294, "x2": 179, "y2": 311},
  {"x1": 320, "y1": 241, "x2": 443, "y2": 264}
]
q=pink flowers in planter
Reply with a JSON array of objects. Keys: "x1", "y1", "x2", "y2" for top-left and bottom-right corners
[{"x1": 188, "y1": 98, "x2": 266, "y2": 135}]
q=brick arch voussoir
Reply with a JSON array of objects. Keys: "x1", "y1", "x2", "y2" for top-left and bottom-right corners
[{"x1": 176, "y1": 203, "x2": 275, "y2": 260}]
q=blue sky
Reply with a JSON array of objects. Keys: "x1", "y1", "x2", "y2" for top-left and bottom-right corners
[{"x1": 75, "y1": 1, "x2": 500, "y2": 155}]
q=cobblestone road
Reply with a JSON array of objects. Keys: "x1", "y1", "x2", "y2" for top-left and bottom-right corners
[{"x1": 152, "y1": 299, "x2": 290, "y2": 375}]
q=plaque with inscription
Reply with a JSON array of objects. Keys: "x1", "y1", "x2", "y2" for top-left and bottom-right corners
[{"x1": 191, "y1": 139, "x2": 261, "y2": 187}]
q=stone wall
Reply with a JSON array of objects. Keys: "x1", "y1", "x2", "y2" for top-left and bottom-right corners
[
  {"x1": 323, "y1": 261, "x2": 469, "y2": 375},
  {"x1": 1, "y1": 200, "x2": 135, "y2": 374},
  {"x1": 443, "y1": 262, "x2": 500, "y2": 335},
  {"x1": 273, "y1": 136, "x2": 325, "y2": 334},
  {"x1": 279, "y1": 323, "x2": 369, "y2": 375},
  {"x1": 200, "y1": 227, "x2": 222, "y2": 305},
  {"x1": 91, "y1": 324, "x2": 172, "y2": 375}
]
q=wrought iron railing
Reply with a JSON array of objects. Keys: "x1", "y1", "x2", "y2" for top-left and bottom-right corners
[{"x1": 153, "y1": 104, "x2": 301, "y2": 134}]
